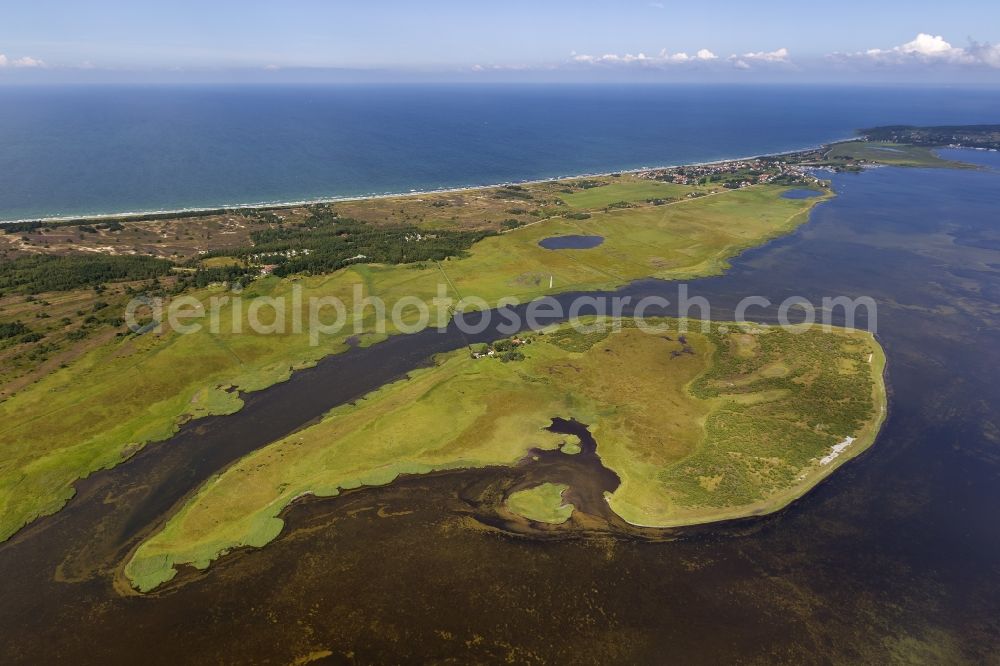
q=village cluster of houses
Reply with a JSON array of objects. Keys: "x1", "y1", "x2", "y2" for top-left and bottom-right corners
[
  {"x1": 248, "y1": 248, "x2": 313, "y2": 275},
  {"x1": 638, "y1": 158, "x2": 815, "y2": 188},
  {"x1": 247, "y1": 248, "x2": 311, "y2": 264}
]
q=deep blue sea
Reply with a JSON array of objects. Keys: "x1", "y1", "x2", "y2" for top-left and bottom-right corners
[{"x1": 1, "y1": 84, "x2": 999, "y2": 221}]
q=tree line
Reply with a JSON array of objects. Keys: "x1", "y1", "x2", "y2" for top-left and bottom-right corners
[{"x1": 0, "y1": 254, "x2": 174, "y2": 295}]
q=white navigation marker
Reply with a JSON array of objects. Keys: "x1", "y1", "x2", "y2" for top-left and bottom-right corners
[{"x1": 549, "y1": 275, "x2": 554, "y2": 289}]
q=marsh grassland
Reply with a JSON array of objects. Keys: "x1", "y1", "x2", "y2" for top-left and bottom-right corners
[
  {"x1": 825, "y1": 141, "x2": 967, "y2": 169},
  {"x1": 505, "y1": 483, "x2": 575, "y2": 524},
  {"x1": 126, "y1": 318, "x2": 885, "y2": 591},
  {"x1": 0, "y1": 183, "x2": 827, "y2": 543}
]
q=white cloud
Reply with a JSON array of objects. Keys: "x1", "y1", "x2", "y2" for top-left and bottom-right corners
[
  {"x1": 724, "y1": 47, "x2": 790, "y2": 70},
  {"x1": 833, "y1": 33, "x2": 1000, "y2": 69},
  {"x1": 733, "y1": 47, "x2": 789, "y2": 64},
  {"x1": 649, "y1": 2, "x2": 665, "y2": 8},
  {"x1": 0, "y1": 53, "x2": 46, "y2": 68},
  {"x1": 967, "y1": 40, "x2": 1000, "y2": 68},
  {"x1": 12, "y1": 56, "x2": 45, "y2": 68},
  {"x1": 470, "y1": 63, "x2": 540, "y2": 73},
  {"x1": 897, "y1": 33, "x2": 955, "y2": 56},
  {"x1": 572, "y1": 47, "x2": 718, "y2": 67}
]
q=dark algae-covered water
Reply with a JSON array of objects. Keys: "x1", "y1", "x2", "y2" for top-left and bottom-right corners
[{"x1": 1, "y1": 152, "x2": 999, "y2": 663}]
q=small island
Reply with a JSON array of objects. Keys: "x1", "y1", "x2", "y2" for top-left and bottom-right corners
[
  {"x1": 506, "y1": 483, "x2": 575, "y2": 524},
  {"x1": 125, "y1": 318, "x2": 886, "y2": 591}
]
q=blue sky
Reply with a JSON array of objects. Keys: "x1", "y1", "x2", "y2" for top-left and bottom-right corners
[{"x1": 2, "y1": 0, "x2": 1000, "y2": 83}]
